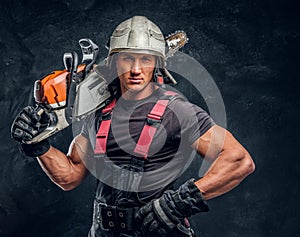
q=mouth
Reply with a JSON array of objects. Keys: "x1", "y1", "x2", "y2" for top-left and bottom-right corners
[{"x1": 128, "y1": 77, "x2": 143, "y2": 84}]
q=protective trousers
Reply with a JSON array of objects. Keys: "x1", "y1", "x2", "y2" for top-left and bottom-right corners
[{"x1": 88, "y1": 159, "x2": 195, "y2": 237}]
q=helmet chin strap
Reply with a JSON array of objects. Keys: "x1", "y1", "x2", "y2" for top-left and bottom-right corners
[
  {"x1": 153, "y1": 60, "x2": 164, "y2": 85},
  {"x1": 153, "y1": 59, "x2": 177, "y2": 85},
  {"x1": 154, "y1": 69, "x2": 164, "y2": 85}
]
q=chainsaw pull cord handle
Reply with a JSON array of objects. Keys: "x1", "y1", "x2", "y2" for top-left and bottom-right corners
[{"x1": 79, "y1": 38, "x2": 99, "y2": 75}]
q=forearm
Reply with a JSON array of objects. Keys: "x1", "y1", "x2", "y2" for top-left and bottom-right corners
[
  {"x1": 37, "y1": 149, "x2": 87, "y2": 191},
  {"x1": 195, "y1": 148, "x2": 255, "y2": 200},
  {"x1": 36, "y1": 136, "x2": 90, "y2": 191}
]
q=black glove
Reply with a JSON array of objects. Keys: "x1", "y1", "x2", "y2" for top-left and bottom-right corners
[
  {"x1": 135, "y1": 179, "x2": 208, "y2": 237},
  {"x1": 11, "y1": 105, "x2": 52, "y2": 157}
]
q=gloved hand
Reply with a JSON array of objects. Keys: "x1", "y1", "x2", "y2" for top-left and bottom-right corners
[
  {"x1": 11, "y1": 105, "x2": 52, "y2": 157},
  {"x1": 135, "y1": 179, "x2": 208, "y2": 237}
]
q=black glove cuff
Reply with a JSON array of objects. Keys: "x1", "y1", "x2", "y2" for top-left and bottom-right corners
[
  {"x1": 158, "y1": 193, "x2": 182, "y2": 226},
  {"x1": 174, "y1": 179, "x2": 209, "y2": 216},
  {"x1": 19, "y1": 139, "x2": 51, "y2": 157},
  {"x1": 185, "y1": 179, "x2": 205, "y2": 202}
]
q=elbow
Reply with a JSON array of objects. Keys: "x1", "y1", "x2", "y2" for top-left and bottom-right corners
[
  {"x1": 228, "y1": 148, "x2": 255, "y2": 178},
  {"x1": 52, "y1": 175, "x2": 82, "y2": 191},
  {"x1": 52, "y1": 168, "x2": 87, "y2": 191},
  {"x1": 60, "y1": 186, "x2": 76, "y2": 192},
  {"x1": 58, "y1": 181, "x2": 80, "y2": 191},
  {"x1": 241, "y1": 151, "x2": 255, "y2": 177},
  {"x1": 248, "y1": 155, "x2": 255, "y2": 174}
]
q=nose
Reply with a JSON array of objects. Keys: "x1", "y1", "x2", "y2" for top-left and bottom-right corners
[{"x1": 130, "y1": 60, "x2": 142, "y2": 75}]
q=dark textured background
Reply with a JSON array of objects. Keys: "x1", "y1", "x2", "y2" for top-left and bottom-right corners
[{"x1": 0, "y1": 0, "x2": 299, "y2": 236}]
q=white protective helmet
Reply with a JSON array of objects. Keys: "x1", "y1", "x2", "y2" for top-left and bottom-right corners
[
  {"x1": 106, "y1": 16, "x2": 188, "y2": 84},
  {"x1": 108, "y1": 16, "x2": 166, "y2": 60}
]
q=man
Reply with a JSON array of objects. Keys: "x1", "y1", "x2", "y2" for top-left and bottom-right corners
[{"x1": 11, "y1": 16, "x2": 255, "y2": 237}]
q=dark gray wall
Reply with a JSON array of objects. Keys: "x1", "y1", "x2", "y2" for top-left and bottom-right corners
[{"x1": 0, "y1": 0, "x2": 299, "y2": 236}]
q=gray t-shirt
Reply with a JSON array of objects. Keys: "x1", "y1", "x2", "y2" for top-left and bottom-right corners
[{"x1": 81, "y1": 87, "x2": 215, "y2": 203}]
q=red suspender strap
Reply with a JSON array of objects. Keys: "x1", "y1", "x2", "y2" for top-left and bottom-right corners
[
  {"x1": 102, "y1": 99, "x2": 116, "y2": 114},
  {"x1": 94, "y1": 99, "x2": 116, "y2": 155},
  {"x1": 94, "y1": 120, "x2": 111, "y2": 154},
  {"x1": 133, "y1": 92, "x2": 176, "y2": 159},
  {"x1": 94, "y1": 91, "x2": 177, "y2": 158}
]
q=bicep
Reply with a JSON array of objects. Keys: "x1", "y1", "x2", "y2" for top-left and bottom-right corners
[
  {"x1": 192, "y1": 124, "x2": 248, "y2": 161},
  {"x1": 192, "y1": 125, "x2": 255, "y2": 199},
  {"x1": 67, "y1": 134, "x2": 95, "y2": 178},
  {"x1": 36, "y1": 134, "x2": 94, "y2": 190},
  {"x1": 68, "y1": 134, "x2": 94, "y2": 164}
]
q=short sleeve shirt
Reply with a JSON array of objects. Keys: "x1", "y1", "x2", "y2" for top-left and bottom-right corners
[{"x1": 82, "y1": 87, "x2": 214, "y2": 165}]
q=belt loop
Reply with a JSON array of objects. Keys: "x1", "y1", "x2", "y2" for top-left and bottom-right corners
[{"x1": 93, "y1": 200, "x2": 109, "y2": 231}]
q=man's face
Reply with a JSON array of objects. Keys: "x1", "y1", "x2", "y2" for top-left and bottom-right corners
[{"x1": 116, "y1": 52, "x2": 156, "y2": 99}]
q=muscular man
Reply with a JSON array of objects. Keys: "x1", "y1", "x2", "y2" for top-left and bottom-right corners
[{"x1": 11, "y1": 16, "x2": 255, "y2": 237}]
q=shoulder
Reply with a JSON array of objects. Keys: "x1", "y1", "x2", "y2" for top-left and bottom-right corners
[
  {"x1": 156, "y1": 87, "x2": 187, "y2": 103},
  {"x1": 155, "y1": 87, "x2": 211, "y2": 120}
]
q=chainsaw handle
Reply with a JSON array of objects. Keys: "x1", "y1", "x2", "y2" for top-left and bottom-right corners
[{"x1": 79, "y1": 38, "x2": 99, "y2": 73}]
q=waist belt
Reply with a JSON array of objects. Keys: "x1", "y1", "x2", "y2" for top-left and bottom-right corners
[{"x1": 93, "y1": 200, "x2": 139, "y2": 232}]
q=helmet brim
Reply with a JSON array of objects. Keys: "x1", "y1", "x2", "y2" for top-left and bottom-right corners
[{"x1": 110, "y1": 48, "x2": 165, "y2": 58}]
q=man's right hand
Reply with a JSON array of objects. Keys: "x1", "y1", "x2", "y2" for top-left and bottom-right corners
[
  {"x1": 11, "y1": 105, "x2": 52, "y2": 157},
  {"x1": 11, "y1": 105, "x2": 51, "y2": 143}
]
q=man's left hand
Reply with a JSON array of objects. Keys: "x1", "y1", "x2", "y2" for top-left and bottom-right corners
[{"x1": 135, "y1": 179, "x2": 209, "y2": 237}]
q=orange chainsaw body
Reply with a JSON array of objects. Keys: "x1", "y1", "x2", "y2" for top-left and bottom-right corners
[{"x1": 34, "y1": 64, "x2": 85, "y2": 109}]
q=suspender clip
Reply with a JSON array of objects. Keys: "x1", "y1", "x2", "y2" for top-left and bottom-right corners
[{"x1": 146, "y1": 113, "x2": 162, "y2": 125}]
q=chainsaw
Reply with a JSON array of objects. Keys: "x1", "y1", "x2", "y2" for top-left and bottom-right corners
[
  {"x1": 21, "y1": 31, "x2": 188, "y2": 144},
  {"x1": 24, "y1": 38, "x2": 111, "y2": 144}
]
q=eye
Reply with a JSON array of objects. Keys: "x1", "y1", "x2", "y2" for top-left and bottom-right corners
[
  {"x1": 141, "y1": 56, "x2": 153, "y2": 63},
  {"x1": 120, "y1": 54, "x2": 134, "y2": 61},
  {"x1": 124, "y1": 56, "x2": 133, "y2": 61}
]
